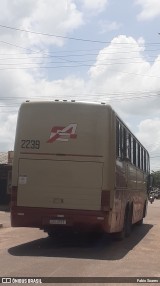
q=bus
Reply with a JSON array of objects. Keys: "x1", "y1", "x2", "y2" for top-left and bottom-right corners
[{"x1": 11, "y1": 100, "x2": 150, "y2": 239}]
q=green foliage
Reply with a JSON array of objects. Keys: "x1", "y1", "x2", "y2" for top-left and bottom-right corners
[{"x1": 151, "y1": 170, "x2": 160, "y2": 187}]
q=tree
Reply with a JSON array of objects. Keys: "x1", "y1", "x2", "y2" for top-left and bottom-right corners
[{"x1": 150, "y1": 170, "x2": 160, "y2": 188}]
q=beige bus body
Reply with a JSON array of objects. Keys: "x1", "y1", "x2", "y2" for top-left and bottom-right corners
[{"x1": 11, "y1": 101, "x2": 149, "y2": 237}]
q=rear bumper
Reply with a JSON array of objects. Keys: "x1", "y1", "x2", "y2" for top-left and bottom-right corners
[{"x1": 11, "y1": 206, "x2": 110, "y2": 233}]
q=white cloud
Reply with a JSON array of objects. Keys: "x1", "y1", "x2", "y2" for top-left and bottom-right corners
[
  {"x1": 0, "y1": 113, "x2": 17, "y2": 151},
  {"x1": 99, "y1": 20, "x2": 122, "y2": 34},
  {"x1": 1, "y1": 24, "x2": 160, "y2": 169},
  {"x1": 1, "y1": 1, "x2": 160, "y2": 171},
  {"x1": 0, "y1": 0, "x2": 84, "y2": 48},
  {"x1": 87, "y1": 35, "x2": 160, "y2": 116},
  {"x1": 136, "y1": 119, "x2": 160, "y2": 170},
  {"x1": 135, "y1": 0, "x2": 160, "y2": 20},
  {"x1": 80, "y1": 0, "x2": 108, "y2": 13}
]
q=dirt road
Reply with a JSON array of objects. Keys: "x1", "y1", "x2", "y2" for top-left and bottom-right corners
[{"x1": 0, "y1": 200, "x2": 160, "y2": 285}]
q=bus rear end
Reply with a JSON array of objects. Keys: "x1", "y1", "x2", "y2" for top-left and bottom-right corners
[{"x1": 11, "y1": 101, "x2": 114, "y2": 234}]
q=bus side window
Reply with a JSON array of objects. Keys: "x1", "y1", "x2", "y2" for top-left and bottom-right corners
[
  {"x1": 131, "y1": 136, "x2": 133, "y2": 164},
  {"x1": 116, "y1": 119, "x2": 120, "y2": 157},
  {"x1": 129, "y1": 133, "x2": 131, "y2": 161},
  {"x1": 119, "y1": 124, "x2": 123, "y2": 158},
  {"x1": 147, "y1": 153, "x2": 150, "y2": 173},
  {"x1": 116, "y1": 119, "x2": 124, "y2": 159},
  {"x1": 123, "y1": 127, "x2": 126, "y2": 159},
  {"x1": 126, "y1": 131, "x2": 131, "y2": 161},
  {"x1": 141, "y1": 147, "x2": 144, "y2": 170},
  {"x1": 138, "y1": 143, "x2": 141, "y2": 168},
  {"x1": 133, "y1": 138, "x2": 136, "y2": 166},
  {"x1": 120, "y1": 124, "x2": 126, "y2": 160},
  {"x1": 144, "y1": 150, "x2": 146, "y2": 172}
]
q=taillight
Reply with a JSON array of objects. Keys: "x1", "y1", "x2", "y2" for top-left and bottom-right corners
[
  {"x1": 101, "y1": 190, "x2": 110, "y2": 211},
  {"x1": 11, "y1": 186, "x2": 18, "y2": 207}
]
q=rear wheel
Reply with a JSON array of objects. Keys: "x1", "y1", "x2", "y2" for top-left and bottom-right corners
[
  {"x1": 114, "y1": 205, "x2": 132, "y2": 240},
  {"x1": 136, "y1": 201, "x2": 147, "y2": 226},
  {"x1": 47, "y1": 229, "x2": 73, "y2": 240},
  {"x1": 136, "y1": 218, "x2": 143, "y2": 226},
  {"x1": 47, "y1": 230, "x2": 55, "y2": 238}
]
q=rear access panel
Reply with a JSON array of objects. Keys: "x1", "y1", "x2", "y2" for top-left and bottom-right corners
[{"x1": 17, "y1": 159, "x2": 103, "y2": 211}]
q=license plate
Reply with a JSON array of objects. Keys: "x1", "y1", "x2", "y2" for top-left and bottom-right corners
[{"x1": 49, "y1": 219, "x2": 66, "y2": 225}]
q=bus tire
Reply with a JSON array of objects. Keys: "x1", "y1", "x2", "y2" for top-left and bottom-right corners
[
  {"x1": 115, "y1": 205, "x2": 132, "y2": 240},
  {"x1": 136, "y1": 218, "x2": 143, "y2": 225},
  {"x1": 136, "y1": 201, "x2": 146, "y2": 226},
  {"x1": 47, "y1": 230, "x2": 55, "y2": 238},
  {"x1": 126, "y1": 204, "x2": 133, "y2": 237}
]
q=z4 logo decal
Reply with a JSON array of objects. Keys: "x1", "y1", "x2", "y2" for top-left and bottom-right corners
[{"x1": 47, "y1": 124, "x2": 77, "y2": 143}]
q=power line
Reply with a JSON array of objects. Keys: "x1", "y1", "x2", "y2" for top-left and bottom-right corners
[
  {"x1": 1, "y1": 90, "x2": 160, "y2": 97},
  {"x1": 0, "y1": 42, "x2": 160, "y2": 72},
  {"x1": 0, "y1": 47, "x2": 160, "y2": 57},
  {"x1": 1, "y1": 40, "x2": 160, "y2": 64},
  {"x1": 0, "y1": 58, "x2": 160, "y2": 67},
  {"x1": 0, "y1": 64, "x2": 160, "y2": 79},
  {"x1": 0, "y1": 54, "x2": 158, "y2": 61},
  {"x1": 1, "y1": 91, "x2": 160, "y2": 106},
  {"x1": 0, "y1": 24, "x2": 111, "y2": 44},
  {"x1": 0, "y1": 40, "x2": 39, "y2": 53},
  {"x1": 1, "y1": 24, "x2": 160, "y2": 46}
]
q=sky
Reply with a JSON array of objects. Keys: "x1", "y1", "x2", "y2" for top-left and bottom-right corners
[{"x1": 0, "y1": 0, "x2": 160, "y2": 170}]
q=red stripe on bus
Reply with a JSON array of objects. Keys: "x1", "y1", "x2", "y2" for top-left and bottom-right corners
[{"x1": 11, "y1": 206, "x2": 110, "y2": 232}]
